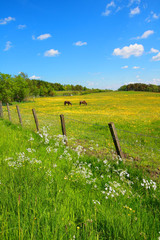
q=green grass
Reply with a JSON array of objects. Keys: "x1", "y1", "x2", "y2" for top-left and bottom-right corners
[
  {"x1": 0, "y1": 119, "x2": 160, "y2": 240},
  {"x1": 2, "y1": 91, "x2": 160, "y2": 173}
]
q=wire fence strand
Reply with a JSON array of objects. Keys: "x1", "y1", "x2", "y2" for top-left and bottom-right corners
[
  {"x1": 1, "y1": 104, "x2": 160, "y2": 163},
  {"x1": 116, "y1": 128, "x2": 160, "y2": 139}
]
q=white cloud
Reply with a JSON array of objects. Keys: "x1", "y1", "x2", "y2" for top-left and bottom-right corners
[
  {"x1": 121, "y1": 65, "x2": 128, "y2": 69},
  {"x1": 44, "y1": 49, "x2": 60, "y2": 57},
  {"x1": 4, "y1": 41, "x2": 12, "y2": 51},
  {"x1": 133, "y1": 66, "x2": 140, "y2": 69},
  {"x1": 102, "y1": 9, "x2": 111, "y2": 16},
  {"x1": 152, "y1": 13, "x2": 160, "y2": 19},
  {"x1": 102, "y1": 1, "x2": 116, "y2": 16},
  {"x1": 113, "y1": 43, "x2": 144, "y2": 58},
  {"x1": 128, "y1": 0, "x2": 141, "y2": 6},
  {"x1": 18, "y1": 24, "x2": 26, "y2": 29},
  {"x1": 32, "y1": 35, "x2": 36, "y2": 40},
  {"x1": 130, "y1": 7, "x2": 140, "y2": 16},
  {"x1": 153, "y1": 78, "x2": 160, "y2": 85},
  {"x1": 37, "y1": 33, "x2": 52, "y2": 40},
  {"x1": 150, "y1": 48, "x2": 159, "y2": 53},
  {"x1": 125, "y1": 81, "x2": 136, "y2": 85},
  {"x1": 146, "y1": 12, "x2": 160, "y2": 22},
  {"x1": 136, "y1": 75, "x2": 142, "y2": 81},
  {"x1": 0, "y1": 16, "x2": 15, "y2": 25},
  {"x1": 86, "y1": 81, "x2": 98, "y2": 88},
  {"x1": 29, "y1": 75, "x2": 41, "y2": 80},
  {"x1": 107, "y1": 1, "x2": 115, "y2": 8},
  {"x1": 74, "y1": 41, "x2": 87, "y2": 46},
  {"x1": 136, "y1": 30, "x2": 154, "y2": 39},
  {"x1": 152, "y1": 52, "x2": 160, "y2": 61}
]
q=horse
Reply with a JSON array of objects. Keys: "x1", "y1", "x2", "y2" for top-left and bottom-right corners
[
  {"x1": 64, "y1": 101, "x2": 72, "y2": 106},
  {"x1": 79, "y1": 101, "x2": 87, "y2": 105}
]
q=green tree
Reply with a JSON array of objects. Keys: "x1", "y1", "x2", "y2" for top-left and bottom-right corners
[{"x1": 13, "y1": 75, "x2": 29, "y2": 102}]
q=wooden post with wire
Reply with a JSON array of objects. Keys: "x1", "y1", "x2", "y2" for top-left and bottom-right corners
[
  {"x1": 60, "y1": 114, "x2": 68, "y2": 145},
  {"x1": 7, "y1": 103, "x2": 12, "y2": 122},
  {"x1": 108, "y1": 122, "x2": 124, "y2": 159},
  {"x1": 16, "y1": 105, "x2": 23, "y2": 126},
  {"x1": 32, "y1": 108, "x2": 40, "y2": 132},
  {"x1": 0, "y1": 101, "x2": 3, "y2": 118}
]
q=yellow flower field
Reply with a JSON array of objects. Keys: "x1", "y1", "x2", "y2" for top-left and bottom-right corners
[{"x1": 2, "y1": 91, "x2": 160, "y2": 172}]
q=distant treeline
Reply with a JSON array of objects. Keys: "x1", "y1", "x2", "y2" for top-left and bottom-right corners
[
  {"x1": 118, "y1": 83, "x2": 160, "y2": 92},
  {"x1": 0, "y1": 72, "x2": 109, "y2": 103}
]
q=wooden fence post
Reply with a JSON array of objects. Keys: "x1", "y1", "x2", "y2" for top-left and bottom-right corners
[
  {"x1": 32, "y1": 108, "x2": 40, "y2": 132},
  {"x1": 60, "y1": 114, "x2": 68, "y2": 145},
  {"x1": 16, "y1": 105, "x2": 23, "y2": 126},
  {"x1": 108, "y1": 122, "x2": 124, "y2": 159},
  {"x1": 7, "y1": 103, "x2": 12, "y2": 122},
  {"x1": 0, "y1": 101, "x2": 3, "y2": 118}
]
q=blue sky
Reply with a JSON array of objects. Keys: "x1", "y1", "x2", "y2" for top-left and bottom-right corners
[{"x1": 0, "y1": 0, "x2": 160, "y2": 90}]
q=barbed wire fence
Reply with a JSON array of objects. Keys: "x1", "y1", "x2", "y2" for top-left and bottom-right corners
[{"x1": 0, "y1": 101, "x2": 160, "y2": 168}]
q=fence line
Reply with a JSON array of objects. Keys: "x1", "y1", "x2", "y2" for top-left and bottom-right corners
[
  {"x1": 116, "y1": 128, "x2": 160, "y2": 139},
  {"x1": 108, "y1": 122, "x2": 124, "y2": 159},
  {"x1": 7, "y1": 103, "x2": 12, "y2": 122},
  {"x1": 65, "y1": 116, "x2": 108, "y2": 129},
  {"x1": 0, "y1": 101, "x2": 3, "y2": 118},
  {"x1": 1, "y1": 101, "x2": 159, "y2": 162},
  {"x1": 119, "y1": 138, "x2": 160, "y2": 152},
  {"x1": 32, "y1": 109, "x2": 40, "y2": 132}
]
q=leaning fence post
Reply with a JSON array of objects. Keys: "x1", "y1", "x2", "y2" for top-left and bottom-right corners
[
  {"x1": 7, "y1": 103, "x2": 12, "y2": 122},
  {"x1": 108, "y1": 122, "x2": 124, "y2": 159},
  {"x1": 16, "y1": 105, "x2": 23, "y2": 126},
  {"x1": 32, "y1": 108, "x2": 40, "y2": 132},
  {"x1": 60, "y1": 114, "x2": 68, "y2": 145},
  {"x1": 0, "y1": 101, "x2": 3, "y2": 118}
]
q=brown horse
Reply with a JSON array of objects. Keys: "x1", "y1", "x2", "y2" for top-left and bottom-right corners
[
  {"x1": 64, "y1": 101, "x2": 72, "y2": 106},
  {"x1": 79, "y1": 101, "x2": 87, "y2": 105}
]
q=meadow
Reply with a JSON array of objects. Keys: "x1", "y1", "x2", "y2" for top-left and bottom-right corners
[
  {"x1": 2, "y1": 91, "x2": 160, "y2": 173},
  {"x1": 1, "y1": 91, "x2": 160, "y2": 239},
  {"x1": 0, "y1": 119, "x2": 160, "y2": 240}
]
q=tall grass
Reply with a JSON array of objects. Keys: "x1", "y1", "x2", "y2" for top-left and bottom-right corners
[{"x1": 0, "y1": 119, "x2": 160, "y2": 240}]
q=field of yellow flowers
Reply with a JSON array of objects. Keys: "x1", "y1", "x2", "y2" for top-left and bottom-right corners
[{"x1": 2, "y1": 91, "x2": 160, "y2": 172}]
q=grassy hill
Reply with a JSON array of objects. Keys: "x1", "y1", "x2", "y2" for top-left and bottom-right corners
[{"x1": 0, "y1": 119, "x2": 160, "y2": 240}]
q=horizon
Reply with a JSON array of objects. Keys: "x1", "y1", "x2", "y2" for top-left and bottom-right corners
[{"x1": 0, "y1": 0, "x2": 160, "y2": 90}]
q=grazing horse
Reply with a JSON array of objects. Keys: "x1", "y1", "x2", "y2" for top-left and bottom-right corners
[
  {"x1": 64, "y1": 101, "x2": 72, "y2": 106},
  {"x1": 79, "y1": 101, "x2": 87, "y2": 105}
]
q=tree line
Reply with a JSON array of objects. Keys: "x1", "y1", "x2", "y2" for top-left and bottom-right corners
[
  {"x1": 118, "y1": 83, "x2": 160, "y2": 92},
  {"x1": 0, "y1": 72, "x2": 107, "y2": 103}
]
